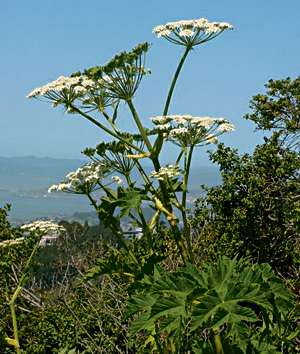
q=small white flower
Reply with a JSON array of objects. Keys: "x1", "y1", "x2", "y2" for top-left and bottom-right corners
[
  {"x1": 192, "y1": 117, "x2": 216, "y2": 127},
  {"x1": 112, "y1": 176, "x2": 123, "y2": 185},
  {"x1": 153, "y1": 25, "x2": 171, "y2": 37},
  {"x1": 169, "y1": 127, "x2": 189, "y2": 138},
  {"x1": 156, "y1": 123, "x2": 171, "y2": 131},
  {"x1": 150, "y1": 165, "x2": 181, "y2": 181},
  {"x1": 218, "y1": 122, "x2": 235, "y2": 132},
  {"x1": 0, "y1": 238, "x2": 25, "y2": 248},
  {"x1": 194, "y1": 18, "x2": 209, "y2": 28},
  {"x1": 178, "y1": 29, "x2": 194, "y2": 37},
  {"x1": 171, "y1": 115, "x2": 193, "y2": 124},
  {"x1": 157, "y1": 29, "x2": 172, "y2": 38},
  {"x1": 151, "y1": 116, "x2": 170, "y2": 125},
  {"x1": 48, "y1": 185, "x2": 58, "y2": 193},
  {"x1": 100, "y1": 74, "x2": 113, "y2": 85}
]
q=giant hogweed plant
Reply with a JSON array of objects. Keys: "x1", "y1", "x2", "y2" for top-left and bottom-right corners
[
  {"x1": 27, "y1": 18, "x2": 234, "y2": 267},
  {"x1": 21, "y1": 19, "x2": 299, "y2": 353}
]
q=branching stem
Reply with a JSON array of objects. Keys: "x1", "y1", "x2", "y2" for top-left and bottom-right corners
[
  {"x1": 126, "y1": 99, "x2": 153, "y2": 153},
  {"x1": 71, "y1": 105, "x2": 144, "y2": 153}
]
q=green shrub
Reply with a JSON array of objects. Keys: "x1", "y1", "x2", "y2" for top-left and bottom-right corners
[{"x1": 192, "y1": 77, "x2": 300, "y2": 277}]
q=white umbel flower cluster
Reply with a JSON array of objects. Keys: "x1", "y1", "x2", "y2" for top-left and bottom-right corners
[
  {"x1": 151, "y1": 114, "x2": 234, "y2": 147},
  {"x1": 153, "y1": 18, "x2": 233, "y2": 46},
  {"x1": 151, "y1": 115, "x2": 218, "y2": 127},
  {"x1": 150, "y1": 165, "x2": 181, "y2": 181},
  {"x1": 26, "y1": 75, "x2": 95, "y2": 99},
  {"x1": 48, "y1": 162, "x2": 109, "y2": 194},
  {"x1": 0, "y1": 238, "x2": 25, "y2": 248},
  {"x1": 20, "y1": 220, "x2": 65, "y2": 235}
]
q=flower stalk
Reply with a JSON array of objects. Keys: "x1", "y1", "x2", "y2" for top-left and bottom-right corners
[
  {"x1": 7, "y1": 241, "x2": 40, "y2": 354},
  {"x1": 126, "y1": 99, "x2": 153, "y2": 153},
  {"x1": 153, "y1": 46, "x2": 191, "y2": 158},
  {"x1": 70, "y1": 105, "x2": 144, "y2": 153}
]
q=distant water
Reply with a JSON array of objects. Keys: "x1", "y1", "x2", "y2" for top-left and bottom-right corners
[
  {"x1": 0, "y1": 156, "x2": 221, "y2": 223},
  {"x1": 0, "y1": 156, "x2": 92, "y2": 222},
  {"x1": 0, "y1": 190, "x2": 93, "y2": 222}
]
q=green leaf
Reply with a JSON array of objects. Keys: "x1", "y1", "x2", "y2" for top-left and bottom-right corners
[
  {"x1": 151, "y1": 296, "x2": 187, "y2": 320},
  {"x1": 127, "y1": 293, "x2": 158, "y2": 335},
  {"x1": 116, "y1": 187, "x2": 148, "y2": 217},
  {"x1": 127, "y1": 257, "x2": 294, "y2": 352}
]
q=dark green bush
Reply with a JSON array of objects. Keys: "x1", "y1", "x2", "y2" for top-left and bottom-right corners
[{"x1": 192, "y1": 77, "x2": 300, "y2": 277}]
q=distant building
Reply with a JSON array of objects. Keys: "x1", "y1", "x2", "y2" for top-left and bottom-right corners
[
  {"x1": 121, "y1": 222, "x2": 143, "y2": 239},
  {"x1": 39, "y1": 234, "x2": 59, "y2": 246}
]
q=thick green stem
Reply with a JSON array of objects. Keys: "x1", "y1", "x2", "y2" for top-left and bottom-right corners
[
  {"x1": 181, "y1": 146, "x2": 195, "y2": 263},
  {"x1": 214, "y1": 334, "x2": 224, "y2": 354},
  {"x1": 102, "y1": 110, "x2": 119, "y2": 133},
  {"x1": 126, "y1": 99, "x2": 153, "y2": 153},
  {"x1": 152, "y1": 46, "x2": 192, "y2": 263},
  {"x1": 126, "y1": 100, "x2": 190, "y2": 263},
  {"x1": 163, "y1": 46, "x2": 191, "y2": 116},
  {"x1": 9, "y1": 242, "x2": 39, "y2": 305},
  {"x1": 153, "y1": 46, "x2": 191, "y2": 156},
  {"x1": 9, "y1": 303, "x2": 20, "y2": 354},
  {"x1": 86, "y1": 193, "x2": 101, "y2": 224},
  {"x1": 175, "y1": 150, "x2": 185, "y2": 165},
  {"x1": 182, "y1": 146, "x2": 194, "y2": 213},
  {"x1": 125, "y1": 101, "x2": 186, "y2": 257}
]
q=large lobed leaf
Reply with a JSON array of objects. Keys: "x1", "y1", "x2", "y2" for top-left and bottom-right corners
[{"x1": 127, "y1": 257, "x2": 295, "y2": 352}]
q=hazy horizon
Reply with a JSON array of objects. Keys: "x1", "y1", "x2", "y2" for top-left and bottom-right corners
[{"x1": 0, "y1": 155, "x2": 221, "y2": 222}]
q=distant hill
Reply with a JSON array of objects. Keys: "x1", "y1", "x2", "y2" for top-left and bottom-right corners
[
  {"x1": 0, "y1": 156, "x2": 221, "y2": 222},
  {"x1": 0, "y1": 156, "x2": 86, "y2": 191},
  {"x1": 0, "y1": 156, "x2": 89, "y2": 222}
]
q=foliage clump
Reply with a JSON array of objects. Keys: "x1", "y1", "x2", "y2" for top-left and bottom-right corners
[
  {"x1": 193, "y1": 77, "x2": 300, "y2": 278},
  {"x1": 128, "y1": 257, "x2": 297, "y2": 353}
]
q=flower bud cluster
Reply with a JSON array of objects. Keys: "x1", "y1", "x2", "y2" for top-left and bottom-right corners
[
  {"x1": 153, "y1": 18, "x2": 233, "y2": 47},
  {"x1": 150, "y1": 165, "x2": 181, "y2": 181},
  {"x1": 81, "y1": 43, "x2": 151, "y2": 100}
]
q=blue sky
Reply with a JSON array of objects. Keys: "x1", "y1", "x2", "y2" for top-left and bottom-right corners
[{"x1": 0, "y1": 0, "x2": 299, "y2": 163}]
